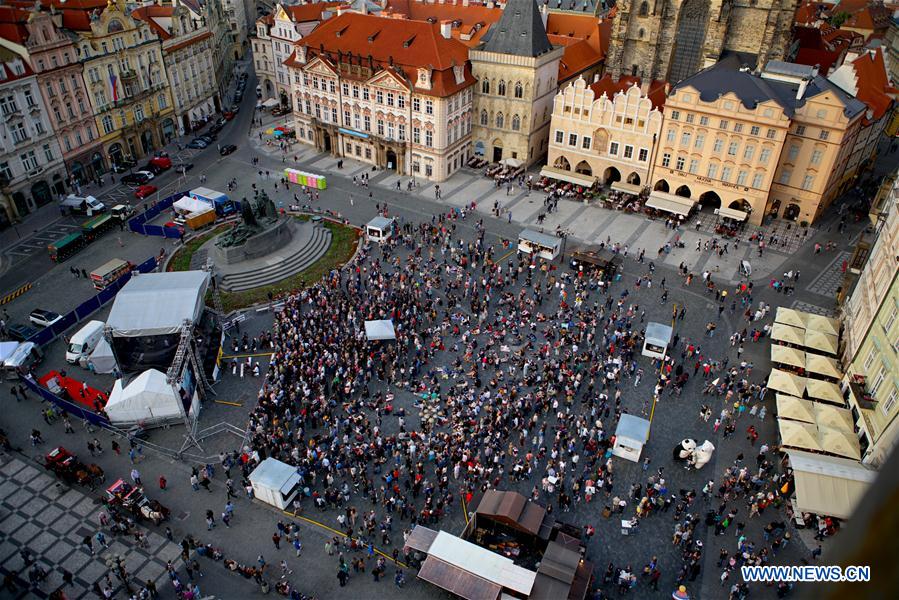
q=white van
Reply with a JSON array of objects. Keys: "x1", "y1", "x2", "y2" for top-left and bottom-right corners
[
  {"x1": 3, "y1": 342, "x2": 43, "y2": 379},
  {"x1": 66, "y1": 320, "x2": 105, "y2": 364}
]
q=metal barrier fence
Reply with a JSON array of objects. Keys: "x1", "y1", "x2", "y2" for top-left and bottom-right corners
[
  {"x1": 26, "y1": 255, "x2": 159, "y2": 347},
  {"x1": 128, "y1": 191, "x2": 185, "y2": 238}
]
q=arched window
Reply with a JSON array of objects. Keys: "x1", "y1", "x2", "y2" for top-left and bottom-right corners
[
  {"x1": 498, "y1": 80, "x2": 506, "y2": 96},
  {"x1": 511, "y1": 114, "x2": 521, "y2": 131},
  {"x1": 496, "y1": 112, "x2": 504, "y2": 128},
  {"x1": 639, "y1": 1, "x2": 649, "y2": 16},
  {"x1": 638, "y1": 28, "x2": 645, "y2": 39},
  {"x1": 481, "y1": 79, "x2": 489, "y2": 94},
  {"x1": 514, "y1": 81, "x2": 523, "y2": 98},
  {"x1": 480, "y1": 109, "x2": 488, "y2": 126}
]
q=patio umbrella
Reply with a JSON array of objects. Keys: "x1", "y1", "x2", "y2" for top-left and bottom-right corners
[
  {"x1": 775, "y1": 307, "x2": 807, "y2": 329},
  {"x1": 805, "y1": 378, "x2": 845, "y2": 405},
  {"x1": 768, "y1": 369, "x2": 806, "y2": 397},
  {"x1": 776, "y1": 394, "x2": 815, "y2": 423},
  {"x1": 804, "y1": 313, "x2": 840, "y2": 337},
  {"x1": 501, "y1": 157, "x2": 523, "y2": 168},
  {"x1": 771, "y1": 345, "x2": 805, "y2": 369},
  {"x1": 817, "y1": 426, "x2": 861, "y2": 460},
  {"x1": 814, "y1": 403, "x2": 854, "y2": 432},
  {"x1": 804, "y1": 353, "x2": 842, "y2": 379},
  {"x1": 265, "y1": 128, "x2": 275, "y2": 135},
  {"x1": 803, "y1": 329, "x2": 839, "y2": 355},
  {"x1": 771, "y1": 323, "x2": 805, "y2": 345},
  {"x1": 778, "y1": 419, "x2": 822, "y2": 451}
]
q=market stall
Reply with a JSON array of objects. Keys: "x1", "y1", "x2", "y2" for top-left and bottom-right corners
[
  {"x1": 518, "y1": 229, "x2": 562, "y2": 261},
  {"x1": 249, "y1": 458, "x2": 302, "y2": 510},
  {"x1": 642, "y1": 322, "x2": 673, "y2": 359},
  {"x1": 364, "y1": 319, "x2": 396, "y2": 341},
  {"x1": 365, "y1": 216, "x2": 396, "y2": 242},
  {"x1": 612, "y1": 414, "x2": 651, "y2": 462},
  {"x1": 284, "y1": 168, "x2": 327, "y2": 190},
  {"x1": 104, "y1": 369, "x2": 187, "y2": 427}
]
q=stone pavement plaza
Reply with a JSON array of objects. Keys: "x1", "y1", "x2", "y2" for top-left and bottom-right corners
[{"x1": 0, "y1": 455, "x2": 182, "y2": 598}]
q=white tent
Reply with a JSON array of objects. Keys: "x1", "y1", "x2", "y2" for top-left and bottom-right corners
[
  {"x1": 84, "y1": 336, "x2": 117, "y2": 374},
  {"x1": 249, "y1": 458, "x2": 302, "y2": 510},
  {"x1": 108, "y1": 271, "x2": 210, "y2": 337},
  {"x1": 364, "y1": 319, "x2": 396, "y2": 341},
  {"x1": 612, "y1": 414, "x2": 651, "y2": 462},
  {"x1": 787, "y1": 449, "x2": 876, "y2": 519},
  {"x1": 104, "y1": 369, "x2": 186, "y2": 426},
  {"x1": 262, "y1": 98, "x2": 279, "y2": 108},
  {"x1": 173, "y1": 196, "x2": 211, "y2": 214}
]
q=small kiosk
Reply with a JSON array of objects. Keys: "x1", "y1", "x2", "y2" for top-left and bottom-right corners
[
  {"x1": 248, "y1": 458, "x2": 302, "y2": 510},
  {"x1": 612, "y1": 414, "x2": 651, "y2": 462},
  {"x1": 642, "y1": 321, "x2": 673, "y2": 359},
  {"x1": 364, "y1": 319, "x2": 396, "y2": 341},
  {"x1": 365, "y1": 216, "x2": 396, "y2": 243},
  {"x1": 518, "y1": 229, "x2": 562, "y2": 260}
]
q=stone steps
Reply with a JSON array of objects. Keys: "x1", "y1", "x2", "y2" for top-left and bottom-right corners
[{"x1": 219, "y1": 225, "x2": 332, "y2": 292}]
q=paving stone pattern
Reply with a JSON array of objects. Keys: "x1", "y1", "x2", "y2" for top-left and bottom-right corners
[
  {"x1": 790, "y1": 300, "x2": 838, "y2": 318},
  {"x1": 805, "y1": 251, "x2": 851, "y2": 297},
  {"x1": 0, "y1": 455, "x2": 180, "y2": 599}
]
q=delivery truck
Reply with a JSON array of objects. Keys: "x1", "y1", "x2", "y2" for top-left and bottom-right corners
[{"x1": 189, "y1": 187, "x2": 237, "y2": 216}]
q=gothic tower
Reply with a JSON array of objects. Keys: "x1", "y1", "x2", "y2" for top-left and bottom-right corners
[{"x1": 606, "y1": 0, "x2": 799, "y2": 83}]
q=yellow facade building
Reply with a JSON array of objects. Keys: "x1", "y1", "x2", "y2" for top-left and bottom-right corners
[
  {"x1": 840, "y1": 173, "x2": 899, "y2": 467},
  {"x1": 650, "y1": 58, "x2": 867, "y2": 225},
  {"x1": 74, "y1": 1, "x2": 175, "y2": 166}
]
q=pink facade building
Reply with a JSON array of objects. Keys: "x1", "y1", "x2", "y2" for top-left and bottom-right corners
[{"x1": 24, "y1": 6, "x2": 104, "y2": 184}]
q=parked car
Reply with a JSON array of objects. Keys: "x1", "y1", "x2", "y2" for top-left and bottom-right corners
[
  {"x1": 120, "y1": 171, "x2": 152, "y2": 186},
  {"x1": 187, "y1": 139, "x2": 208, "y2": 149},
  {"x1": 163, "y1": 221, "x2": 185, "y2": 235},
  {"x1": 219, "y1": 144, "x2": 237, "y2": 156},
  {"x1": 208, "y1": 123, "x2": 224, "y2": 136},
  {"x1": 223, "y1": 111, "x2": 235, "y2": 121},
  {"x1": 230, "y1": 104, "x2": 240, "y2": 114},
  {"x1": 173, "y1": 162, "x2": 194, "y2": 174},
  {"x1": 143, "y1": 163, "x2": 164, "y2": 175},
  {"x1": 134, "y1": 184, "x2": 158, "y2": 199},
  {"x1": 6, "y1": 324, "x2": 38, "y2": 342},
  {"x1": 149, "y1": 155, "x2": 172, "y2": 170},
  {"x1": 110, "y1": 159, "x2": 136, "y2": 173},
  {"x1": 198, "y1": 133, "x2": 216, "y2": 143},
  {"x1": 215, "y1": 116, "x2": 227, "y2": 127},
  {"x1": 234, "y1": 92, "x2": 243, "y2": 103},
  {"x1": 29, "y1": 309, "x2": 63, "y2": 328}
]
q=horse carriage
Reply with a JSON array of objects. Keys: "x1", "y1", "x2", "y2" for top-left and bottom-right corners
[
  {"x1": 43, "y1": 447, "x2": 104, "y2": 488},
  {"x1": 105, "y1": 479, "x2": 171, "y2": 525}
]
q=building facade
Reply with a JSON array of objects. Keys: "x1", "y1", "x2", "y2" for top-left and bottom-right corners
[
  {"x1": 0, "y1": 37, "x2": 67, "y2": 224},
  {"x1": 287, "y1": 11, "x2": 475, "y2": 181},
  {"x1": 469, "y1": 0, "x2": 564, "y2": 167},
  {"x1": 651, "y1": 58, "x2": 873, "y2": 225},
  {"x1": 133, "y1": 4, "x2": 219, "y2": 135},
  {"x1": 606, "y1": 0, "x2": 797, "y2": 83},
  {"x1": 840, "y1": 174, "x2": 899, "y2": 467},
  {"x1": 253, "y1": 13, "x2": 275, "y2": 99},
  {"x1": 546, "y1": 75, "x2": 665, "y2": 189},
  {"x1": 268, "y1": 3, "x2": 342, "y2": 107},
  {"x1": 75, "y1": 1, "x2": 176, "y2": 166},
  {"x1": 222, "y1": 0, "x2": 248, "y2": 60},
  {"x1": 22, "y1": 4, "x2": 105, "y2": 186}
]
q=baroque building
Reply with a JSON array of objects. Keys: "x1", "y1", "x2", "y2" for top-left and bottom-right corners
[
  {"x1": 606, "y1": 0, "x2": 797, "y2": 83},
  {"x1": 287, "y1": 11, "x2": 475, "y2": 181}
]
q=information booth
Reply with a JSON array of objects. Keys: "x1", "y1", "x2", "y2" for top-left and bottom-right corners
[
  {"x1": 249, "y1": 458, "x2": 302, "y2": 510},
  {"x1": 518, "y1": 229, "x2": 562, "y2": 260},
  {"x1": 366, "y1": 216, "x2": 396, "y2": 243},
  {"x1": 612, "y1": 414, "x2": 651, "y2": 462},
  {"x1": 642, "y1": 322, "x2": 673, "y2": 359}
]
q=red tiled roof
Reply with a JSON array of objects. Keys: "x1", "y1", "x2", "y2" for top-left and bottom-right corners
[
  {"x1": 588, "y1": 74, "x2": 667, "y2": 110},
  {"x1": 131, "y1": 6, "x2": 174, "y2": 41},
  {"x1": 0, "y1": 6, "x2": 30, "y2": 44},
  {"x1": 295, "y1": 12, "x2": 475, "y2": 97},
  {"x1": 790, "y1": 25, "x2": 853, "y2": 73},
  {"x1": 850, "y1": 47, "x2": 897, "y2": 121},
  {"x1": 551, "y1": 36, "x2": 600, "y2": 82},
  {"x1": 165, "y1": 30, "x2": 214, "y2": 53},
  {"x1": 838, "y1": 0, "x2": 892, "y2": 32},
  {"x1": 284, "y1": 2, "x2": 345, "y2": 23},
  {"x1": 794, "y1": 1, "x2": 833, "y2": 24},
  {"x1": 6, "y1": 0, "x2": 105, "y2": 31},
  {"x1": 0, "y1": 51, "x2": 35, "y2": 81},
  {"x1": 383, "y1": 0, "x2": 501, "y2": 47}
]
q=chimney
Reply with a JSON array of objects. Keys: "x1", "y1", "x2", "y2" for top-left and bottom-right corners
[
  {"x1": 540, "y1": 4, "x2": 548, "y2": 29},
  {"x1": 462, "y1": 0, "x2": 469, "y2": 5},
  {"x1": 440, "y1": 20, "x2": 453, "y2": 39},
  {"x1": 796, "y1": 78, "x2": 809, "y2": 100}
]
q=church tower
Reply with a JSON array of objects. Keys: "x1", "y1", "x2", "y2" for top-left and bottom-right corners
[{"x1": 606, "y1": 0, "x2": 798, "y2": 83}]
